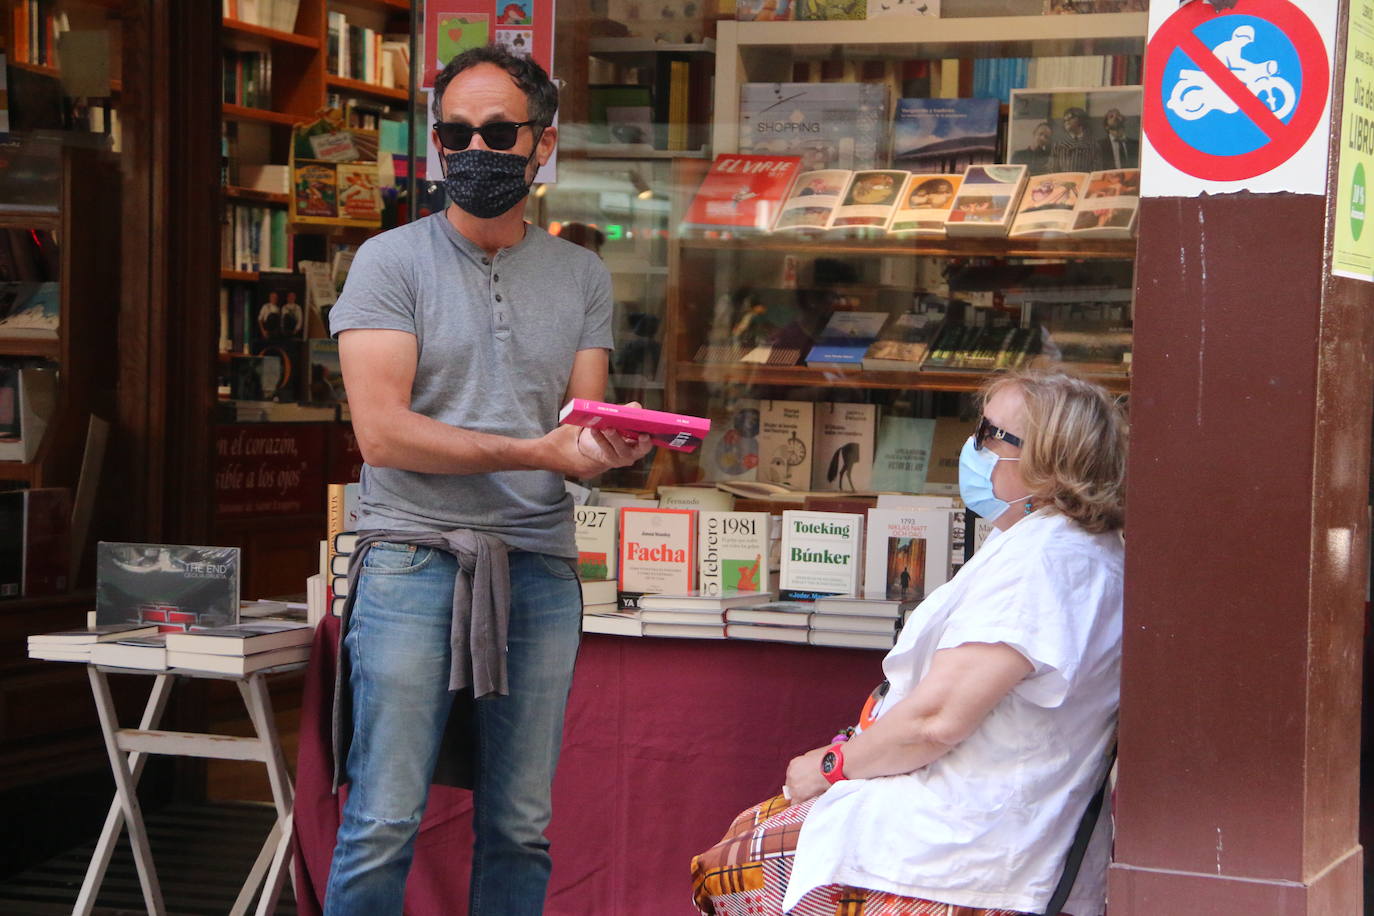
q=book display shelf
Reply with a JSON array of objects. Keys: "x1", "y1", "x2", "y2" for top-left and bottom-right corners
[
  {"x1": 217, "y1": 0, "x2": 414, "y2": 418},
  {"x1": 655, "y1": 8, "x2": 1145, "y2": 458}
]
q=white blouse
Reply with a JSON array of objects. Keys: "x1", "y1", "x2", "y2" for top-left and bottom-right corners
[{"x1": 784, "y1": 510, "x2": 1123, "y2": 916}]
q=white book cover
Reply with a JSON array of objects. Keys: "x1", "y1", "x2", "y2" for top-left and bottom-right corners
[
  {"x1": 870, "y1": 416, "x2": 937, "y2": 494},
  {"x1": 887, "y1": 173, "x2": 963, "y2": 236},
  {"x1": 700, "y1": 400, "x2": 761, "y2": 482},
  {"x1": 773, "y1": 170, "x2": 853, "y2": 232},
  {"x1": 1071, "y1": 168, "x2": 1140, "y2": 239},
  {"x1": 863, "y1": 507, "x2": 953, "y2": 601},
  {"x1": 779, "y1": 510, "x2": 864, "y2": 601},
  {"x1": 757, "y1": 400, "x2": 815, "y2": 489},
  {"x1": 698, "y1": 511, "x2": 772, "y2": 596},
  {"x1": 617, "y1": 508, "x2": 696, "y2": 603},
  {"x1": 811, "y1": 403, "x2": 876, "y2": 492},
  {"x1": 1008, "y1": 172, "x2": 1088, "y2": 238},
  {"x1": 827, "y1": 170, "x2": 909, "y2": 231},
  {"x1": 657, "y1": 485, "x2": 735, "y2": 512},
  {"x1": 944, "y1": 164, "x2": 1029, "y2": 238}
]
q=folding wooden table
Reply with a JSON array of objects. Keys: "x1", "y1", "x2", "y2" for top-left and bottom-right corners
[{"x1": 74, "y1": 661, "x2": 305, "y2": 916}]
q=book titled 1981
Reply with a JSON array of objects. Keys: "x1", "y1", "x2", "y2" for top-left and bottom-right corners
[{"x1": 698, "y1": 511, "x2": 771, "y2": 597}]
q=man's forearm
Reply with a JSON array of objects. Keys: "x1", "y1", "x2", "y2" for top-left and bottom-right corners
[{"x1": 356, "y1": 407, "x2": 552, "y2": 475}]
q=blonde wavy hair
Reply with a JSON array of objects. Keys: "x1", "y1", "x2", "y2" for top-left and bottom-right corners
[{"x1": 983, "y1": 369, "x2": 1127, "y2": 533}]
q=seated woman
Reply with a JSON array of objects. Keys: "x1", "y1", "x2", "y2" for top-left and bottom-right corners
[{"x1": 692, "y1": 369, "x2": 1126, "y2": 916}]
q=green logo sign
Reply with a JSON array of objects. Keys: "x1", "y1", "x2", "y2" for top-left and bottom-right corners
[{"x1": 1353, "y1": 163, "x2": 1367, "y2": 242}]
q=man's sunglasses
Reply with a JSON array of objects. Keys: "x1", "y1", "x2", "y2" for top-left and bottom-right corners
[
  {"x1": 433, "y1": 120, "x2": 539, "y2": 151},
  {"x1": 974, "y1": 416, "x2": 1023, "y2": 450}
]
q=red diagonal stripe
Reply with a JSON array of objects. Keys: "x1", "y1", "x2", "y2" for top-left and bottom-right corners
[{"x1": 1176, "y1": 28, "x2": 1288, "y2": 140}]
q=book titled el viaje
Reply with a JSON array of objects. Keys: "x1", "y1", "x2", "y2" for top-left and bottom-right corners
[
  {"x1": 617, "y1": 507, "x2": 696, "y2": 609},
  {"x1": 96, "y1": 543, "x2": 241, "y2": 631},
  {"x1": 681, "y1": 154, "x2": 802, "y2": 232},
  {"x1": 779, "y1": 510, "x2": 864, "y2": 601},
  {"x1": 698, "y1": 511, "x2": 771, "y2": 596}
]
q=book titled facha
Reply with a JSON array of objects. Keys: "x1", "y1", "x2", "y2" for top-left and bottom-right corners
[{"x1": 559, "y1": 399, "x2": 711, "y2": 453}]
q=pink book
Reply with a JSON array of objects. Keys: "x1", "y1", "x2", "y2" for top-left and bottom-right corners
[{"x1": 558, "y1": 399, "x2": 711, "y2": 453}]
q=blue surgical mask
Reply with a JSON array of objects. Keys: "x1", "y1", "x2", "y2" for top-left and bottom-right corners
[{"x1": 958, "y1": 435, "x2": 1023, "y2": 520}]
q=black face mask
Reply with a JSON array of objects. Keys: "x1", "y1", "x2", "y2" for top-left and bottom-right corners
[{"x1": 441, "y1": 147, "x2": 539, "y2": 219}]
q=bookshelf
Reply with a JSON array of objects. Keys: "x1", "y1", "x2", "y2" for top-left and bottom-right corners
[
  {"x1": 658, "y1": 11, "x2": 1146, "y2": 468},
  {"x1": 0, "y1": 149, "x2": 120, "y2": 490}
]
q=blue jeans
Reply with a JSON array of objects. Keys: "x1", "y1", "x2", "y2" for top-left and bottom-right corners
[{"x1": 323, "y1": 544, "x2": 583, "y2": 916}]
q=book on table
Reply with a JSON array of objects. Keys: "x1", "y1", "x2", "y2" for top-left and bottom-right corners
[
  {"x1": 639, "y1": 608, "x2": 727, "y2": 626},
  {"x1": 96, "y1": 543, "x2": 242, "y2": 631},
  {"x1": 27, "y1": 622, "x2": 158, "y2": 645},
  {"x1": 641, "y1": 622, "x2": 726, "y2": 640},
  {"x1": 812, "y1": 595, "x2": 917, "y2": 617},
  {"x1": 582, "y1": 609, "x2": 645, "y2": 637},
  {"x1": 166, "y1": 644, "x2": 311, "y2": 675},
  {"x1": 809, "y1": 613, "x2": 902, "y2": 634},
  {"x1": 680, "y1": 154, "x2": 803, "y2": 233},
  {"x1": 723, "y1": 601, "x2": 815, "y2": 627},
  {"x1": 164, "y1": 620, "x2": 312, "y2": 656},
  {"x1": 580, "y1": 577, "x2": 618, "y2": 607},
  {"x1": 636, "y1": 590, "x2": 773, "y2": 611},
  {"x1": 808, "y1": 629, "x2": 897, "y2": 650},
  {"x1": 90, "y1": 635, "x2": 169, "y2": 671},
  {"x1": 726, "y1": 623, "x2": 811, "y2": 644}
]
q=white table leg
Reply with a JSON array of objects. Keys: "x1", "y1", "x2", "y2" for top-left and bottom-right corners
[
  {"x1": 238, "y1": 673, "x2": 298, "y2": 915},
  {"x1": 82, "y1": 666, "x2": 167, "y2": 916}
]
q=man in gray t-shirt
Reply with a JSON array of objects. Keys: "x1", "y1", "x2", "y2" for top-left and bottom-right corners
[{"x1": 323, "y1": 46, "x2": 651, "y2": 916}]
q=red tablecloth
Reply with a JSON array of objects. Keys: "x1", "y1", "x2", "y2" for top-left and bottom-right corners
[{"x1": 292, "y1": 616, "x2": 882, "y2": 915}]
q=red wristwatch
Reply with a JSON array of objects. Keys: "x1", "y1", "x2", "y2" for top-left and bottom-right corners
[{"x1": 819, "y1": 743, "x2": 847, "y2": 785}]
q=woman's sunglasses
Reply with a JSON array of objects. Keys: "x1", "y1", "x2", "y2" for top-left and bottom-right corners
[
  {"x1": 974, "y1": 416, "x2": 1023, "y2": 450},
  {"x1": 433, "y1": 120, "x2": 539, "y2": 151}
]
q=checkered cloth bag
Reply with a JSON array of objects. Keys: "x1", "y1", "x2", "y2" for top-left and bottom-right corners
[{"x1": 691, "y1": 794, "x2": 1043, "y2": 916}]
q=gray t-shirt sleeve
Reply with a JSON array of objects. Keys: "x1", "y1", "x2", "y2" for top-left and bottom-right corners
[
  {"x1": 579, "y1": 258, "x2": 615, "y2": 352},
  {"x1": 329, "y1": 236, "x2": 417, "y2": 336}
]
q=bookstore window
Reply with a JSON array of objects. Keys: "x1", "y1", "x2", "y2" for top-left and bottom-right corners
[
  {"x1": 2, "y1": 0, "x2": 132, "y2": 600},
  {"x1": 535, "y1": 0, "x2": 1143, "y2": 511}
]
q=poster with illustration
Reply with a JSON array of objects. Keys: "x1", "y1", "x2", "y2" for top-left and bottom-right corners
[
  {"x1": 424, "y1": 0, "x2": 557, "y2": 181},
  {"x1": 424, "y1": 0, "x2": 553, "y2": 86}
]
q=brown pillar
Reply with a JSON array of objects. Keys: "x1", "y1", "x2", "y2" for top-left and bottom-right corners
[{"x1": 1109, "y1": 9, "x2": 1367, "y2": 914}]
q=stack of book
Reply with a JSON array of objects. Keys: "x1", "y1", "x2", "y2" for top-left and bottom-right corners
[
  {"x1": 163, "y1": 621, "x2": 312, "y2": 674},
  {"x1": 723, "y1": 599, "x2": 815, "y2": 644},
  {"x1": 639, "y1": 590, "x2": 773, "y2": 640},
  {"x1": 91, "y1": 634, "x2": 170, "y2": 671},
  {"x1": 808, "y1": 596, "x2": 913, "y2": 650},
  {"x1": 27, "y1": 623, "x2": 158, "y2": 663}
]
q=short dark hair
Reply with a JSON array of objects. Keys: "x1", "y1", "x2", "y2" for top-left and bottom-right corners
[{"x1": 431, "y1": 46, "x2": 559, "y2": 127}]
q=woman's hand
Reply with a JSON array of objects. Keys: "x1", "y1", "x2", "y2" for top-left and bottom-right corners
[{"x1": 783, "y1": 745, "x2": 833, "y2": 806}]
